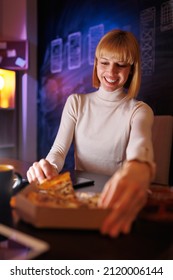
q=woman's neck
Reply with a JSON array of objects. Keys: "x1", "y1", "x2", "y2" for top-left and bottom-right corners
[{"x1": 97, "y1": 86, "x2": 126, "y2": 102}]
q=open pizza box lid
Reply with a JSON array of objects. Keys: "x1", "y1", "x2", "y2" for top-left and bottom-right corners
[{"x1": 15, "y1": 184, "x2": 110, "y2": 230}]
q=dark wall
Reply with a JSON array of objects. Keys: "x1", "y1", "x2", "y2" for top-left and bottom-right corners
[
  {"x1": 37, "y1": 0, "x2": 173, "y2": 176},
  {"x1": 138, "y1": 0, "x2": 173, "y2": 115}
]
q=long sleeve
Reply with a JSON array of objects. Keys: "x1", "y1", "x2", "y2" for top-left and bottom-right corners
[
  {"x1": 125, "y1": 101, "x2": 156, "y2": 179},
  {"x1": 126, "y1": 101, "x2": 154, "y2": 162},
  {"x1": 46, "y1": 94, "x2": 78, "y2": 172}
]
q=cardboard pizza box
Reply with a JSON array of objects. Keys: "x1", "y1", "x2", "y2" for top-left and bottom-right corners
[{"x1": 15, "y1": 184, "x2": 110, "y2": 229}]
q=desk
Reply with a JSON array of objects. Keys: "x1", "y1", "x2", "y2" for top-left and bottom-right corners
[{"x1": 1, "y1": 158, "x2": 173, "y2": 260}]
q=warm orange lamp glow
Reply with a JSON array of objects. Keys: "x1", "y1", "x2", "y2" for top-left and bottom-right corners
[
  {"x1": 0, "y1": 68, "x2": 16, "y2": 108},
  {"x1": 0, "y1": 75, "x2": 5, "y2": 90}
]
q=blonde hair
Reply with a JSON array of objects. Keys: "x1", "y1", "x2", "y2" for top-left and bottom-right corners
[{"x1": 92, "y1": 29, "x2": 141, "y2": 98}]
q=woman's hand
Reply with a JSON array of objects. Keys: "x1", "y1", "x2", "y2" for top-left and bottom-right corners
[
  {"x1": 27, "y1": 159, "x2": 58, "y2": 184},
  {"x1": 98, "y1": 160, "x2": 151, "y2": 238}
]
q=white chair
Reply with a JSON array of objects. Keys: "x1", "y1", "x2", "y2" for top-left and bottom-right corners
[{"x1": 152, "y1": 115, "x2": 173, "y2": 186}]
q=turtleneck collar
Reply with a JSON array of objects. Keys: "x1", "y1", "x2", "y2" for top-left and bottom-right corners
[{"x1": 96, "y1": 86, "x2": 127, "y2": 102}]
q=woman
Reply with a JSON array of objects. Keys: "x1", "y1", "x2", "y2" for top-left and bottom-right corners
[{"x1": 27, "y1": 29, "x2": 156, "y2": 237}]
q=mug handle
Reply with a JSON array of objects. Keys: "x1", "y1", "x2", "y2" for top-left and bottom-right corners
[{"x1": 12, "y1": 172, "x2": 24, "y2": 195}]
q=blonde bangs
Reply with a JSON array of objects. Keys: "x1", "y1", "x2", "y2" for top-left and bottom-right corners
[
  {"x1": 95, "y1": 31, "x2": 138, "y2": 65},
  {"x1": 96, "y1": 42, "x2": 135, "y2": 65}
]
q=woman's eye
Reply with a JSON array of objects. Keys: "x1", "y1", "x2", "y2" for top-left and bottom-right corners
[
  {"x1": 117, "y1": 63, "x2": 128, "y2": 68},
  {"x1": 101, "y1": 61, "x2": 108, "y2": 65}
]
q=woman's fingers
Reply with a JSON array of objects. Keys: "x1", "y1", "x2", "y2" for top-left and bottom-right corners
[
  {"x1": 98, "y1": 172, "x2": 124, "y2": 207},
  {"x1": 27, "y1": 166, "x2": 38, "y2": 184},
  {"x1": 38, "y1": 159, "x2": 57, "y2": 179},
  {"x1": 99, "y1": 162, "x2": 151, "y2": 238},
  {"x1": 27, "y1": 159, "x2": 58, "y2": 184},
  {"x1": 100, "y1": 185, "x2": 147, "y2": 237}
]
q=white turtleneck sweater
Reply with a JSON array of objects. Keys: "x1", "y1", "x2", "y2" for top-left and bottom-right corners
[{"x1": 46, "y1": 87, "x2": 155, "y2": 176}]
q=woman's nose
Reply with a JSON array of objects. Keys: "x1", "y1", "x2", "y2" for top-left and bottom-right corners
[{"x1": 108, "y1": 64, "x2": 118, "y2": 75}]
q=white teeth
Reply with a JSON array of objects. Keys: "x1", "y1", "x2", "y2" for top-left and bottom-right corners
[{"x1": 105, "y1": 77, "x2": 117, "y2": 83}]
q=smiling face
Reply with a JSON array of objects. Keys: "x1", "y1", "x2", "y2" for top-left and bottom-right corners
[
  {"x1": 96, "y1": 54, "x2": 131, "y2": 92},
  {"x1": 92, "y1": 30, "x2": 141, "y2": 98}
]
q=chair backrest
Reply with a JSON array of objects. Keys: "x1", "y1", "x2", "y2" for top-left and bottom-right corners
[{"x1": 152, "y1": 115, "x2": 173, "y2": 186}]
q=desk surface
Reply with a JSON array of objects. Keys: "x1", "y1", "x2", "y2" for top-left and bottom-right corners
[{"x1": 1, "y1": 158, "x2": 173, "y2": 260}]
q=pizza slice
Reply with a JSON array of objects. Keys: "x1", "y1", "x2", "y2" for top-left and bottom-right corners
[
  {"x1": 25, "y1": 172, "x2": 100, "y2": 209},
  {"x1": 38, "y1": 171, "x2": 72, "y2": 189},
  {"x1": 37, "y1": 171, "x2": 75, "y2": 197}
]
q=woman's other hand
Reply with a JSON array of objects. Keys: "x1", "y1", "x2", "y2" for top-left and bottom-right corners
[
  {"x1": 98, "y1": 160, "x2": 151, "y2": 238},
  {"x1": 27, "y1": 158, "x2": 58, "y2": 184}
]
